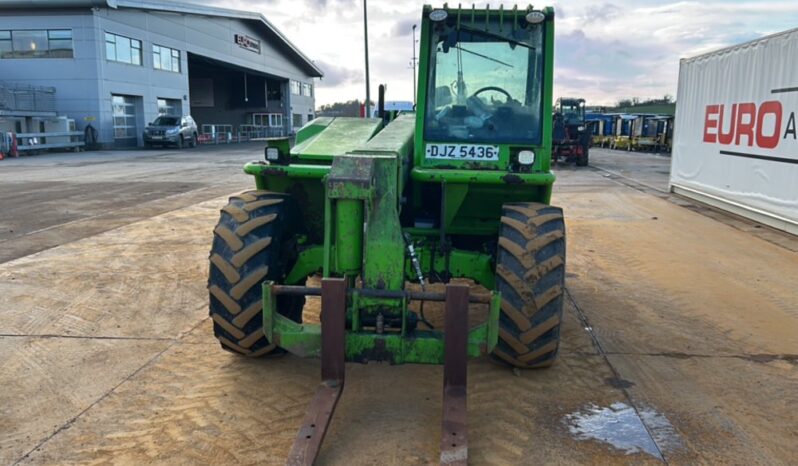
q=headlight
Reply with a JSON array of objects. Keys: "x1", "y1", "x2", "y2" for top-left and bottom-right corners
[
  {"x1": 517, "y1": 150, "x2": 535, "y2": 165},
  {"x1": 166, "y1": 127, "x2": 179, "y2": 135},
  {"x1": 577, "y1": 126, "x2": 585, "y2": 131},
  {"x1": 264, "y1": 145, "x2": 290, "y2": 164}
]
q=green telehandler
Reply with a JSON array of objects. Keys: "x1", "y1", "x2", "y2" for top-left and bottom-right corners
[{"x1": 208, "y1": 5, "x2": 563, "y2": 464}]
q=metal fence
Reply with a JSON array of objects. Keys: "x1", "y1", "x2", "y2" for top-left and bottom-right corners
[
  {"x1": 199, "y1": 124, "x2": 234, "y2": 144},
  {"x1": 1, "y1": 130, "x2": 85, "y2": 158},
  {"x1": 15, "y1": 131, "x2": 84, "y2": 153},
  {"x1": 237, "y1": 125, "x2": 287, "y2": 141},
  {"x1": 199, "y1": 124, "x2": 286, "y2": 145},
  {"x1": 0, "y1": 84, "x2": 56, "y2": 113}
]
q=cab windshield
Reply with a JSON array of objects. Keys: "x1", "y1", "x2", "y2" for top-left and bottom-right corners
[
  {"x1": 559, "y1": 101, "x2": 585, "y2": 125},
  {"x1": 424, "y1": 20, "x2": 544, "y2": 145}
]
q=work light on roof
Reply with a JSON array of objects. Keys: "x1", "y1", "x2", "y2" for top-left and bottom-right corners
[
  {"x1": 429, "y1": 9, "x2": 448, "y2": 22},
  {"x1": 525, "y1": 11, "x2": 545, "y2": 24}
]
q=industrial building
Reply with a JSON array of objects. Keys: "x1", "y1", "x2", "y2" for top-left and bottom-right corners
[{"x1": 0, "y1": 0, "x2": 322, "y2": 148}]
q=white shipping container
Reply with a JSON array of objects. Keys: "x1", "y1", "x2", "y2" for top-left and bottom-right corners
[{"x1": 670, "y1": 28, "x2": 798, "y2": 235}]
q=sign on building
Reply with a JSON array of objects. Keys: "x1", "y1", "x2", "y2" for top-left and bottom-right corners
[{"x1": 234, "y1": 34, "x2": 260, "y2": 54}]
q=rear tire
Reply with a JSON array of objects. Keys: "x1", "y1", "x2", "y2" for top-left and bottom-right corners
[
  {"x1": 190, "y1": 132, "x2": 198, "y2": 148},
  {"x1": 208, "y1": 191, "x2": 304, "y2": 356},
  {"x1": 493, "y1": 203, "x2": 566, "y2": 368},
  {"x1": 576, "y1": 145, "x2": 589, "y2": 166}
]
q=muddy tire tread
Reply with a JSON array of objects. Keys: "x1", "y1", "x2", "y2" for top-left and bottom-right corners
[
  {"x1": 494, "y1": 202, "x2": 566, "y2": 368},
  {"x1": 208, "y1": 191, "x2": 302, "y2": 356}
]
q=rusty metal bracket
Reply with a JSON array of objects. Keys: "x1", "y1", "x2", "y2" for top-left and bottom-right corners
[
  {"x1": 286, "y1": 278, "x2": 347, "y2": 466},
  {"x1": 440, "y1": 284, "x2": 469, "y2": 465}
]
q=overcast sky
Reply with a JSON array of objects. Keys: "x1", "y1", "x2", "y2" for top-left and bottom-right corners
[{"x1": 211, "y1": 0, "x2": 798, "y2": 107}]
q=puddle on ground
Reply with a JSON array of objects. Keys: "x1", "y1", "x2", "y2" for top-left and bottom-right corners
[{"x1": 565, "y1": 402, "x2": 680, "y2": 459}]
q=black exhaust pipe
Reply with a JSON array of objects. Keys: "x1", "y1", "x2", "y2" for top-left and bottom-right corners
[{"x1": 378, "y1": 84, "x2": 386, "y2": 120}]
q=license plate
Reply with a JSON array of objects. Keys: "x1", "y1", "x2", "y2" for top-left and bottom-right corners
[
  {"x1": 151, "y1": 136, "x2": 162, "y2": 140},
  {"x1": 425, "y1": 143, "x2": 500, "y2": 161}
]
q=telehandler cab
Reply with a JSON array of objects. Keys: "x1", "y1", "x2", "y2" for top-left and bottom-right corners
[{"x1": 208, "y1": 5, "x2": 564, "y2": 464}]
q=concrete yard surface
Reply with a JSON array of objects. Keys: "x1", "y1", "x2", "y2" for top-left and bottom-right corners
[{"x1": 1, "y1": 148, "x2": 796, "y2": 465}]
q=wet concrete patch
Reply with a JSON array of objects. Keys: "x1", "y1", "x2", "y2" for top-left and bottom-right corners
[
  {"x1": 565, "y1": 402, "x2": 680, "y2": 460},
  {"x1": 605, "y1": 354, "x2": 798, "y2": 464}
]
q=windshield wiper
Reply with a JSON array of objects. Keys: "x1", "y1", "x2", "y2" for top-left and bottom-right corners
[
  {"x1": 458, "y1": 25, "x2": 536, "y2": 51},
  {"x1": 455, "y1": 45, "x2": 513, "y2": 68}
]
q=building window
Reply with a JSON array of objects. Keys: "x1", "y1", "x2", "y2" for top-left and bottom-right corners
[
  {"x1": 0, "y1": 31, "x2": 10, "y2": 57},
  {"x1": 308, "y1": 114, "x2": 314, "y2": 122},
  {"x1": 253, "y1": 113, "x2": 284, "y2": 128},
  {"x1": 293, "y1": 113, "x2": 303, "y2": 128},
  {"x1": 105, "y1": 32, "x2": 141, "y2": 65},
  {"x1": 153, "y1": 44, "x2": 180, "y2": 73},
  {"x1": 268, "y1": 114, "x2": 283, "y2": 128},
  {"x1": 157, "y1": 98, "x2": 181, "y2": 116},
  {"x1": 47, "y1": 30, "x2": 73, "y2": 57},
  {"x1": 290, "y1": 81, "x2": 313, "y2": 97},
  {"x1": 12, "y1": 30, "x2": 48, "y2": 58},
  {"x1": 0, "y1": 29, "x2": 73, "y2": 58}
]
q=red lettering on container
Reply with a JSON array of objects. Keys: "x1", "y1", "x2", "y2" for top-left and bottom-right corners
[
  {"x1": 734, "y1": 103, "x2": 756, "y2": 147},
  {"x1": 717, "y1": 104, "x2": 737, "y2": 145},
  {"x1": 755, "y1": 100, "x2": 782, "y2": 149},
  {"x1": 703, "y1": 100, "x2": 788, "y2": 150},
  {"x1": 703, "y1": 105, "x2": 719, "y2": 143}
]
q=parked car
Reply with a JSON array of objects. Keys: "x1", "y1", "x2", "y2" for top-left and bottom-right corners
[{"x1": 143, "y1": 115, "x2": 198, "y2": 149}]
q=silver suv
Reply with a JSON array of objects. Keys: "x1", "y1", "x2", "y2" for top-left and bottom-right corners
[{"x1": 143, "y1": 115, "x2": 198, "y2": 149}]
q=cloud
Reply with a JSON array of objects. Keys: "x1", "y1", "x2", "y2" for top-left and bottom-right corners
[
  {"x1": 303, "y1": 0, "x2": 357, "y2": 8},
  {"x1": 390, "y1": 17, "x2": 418, "y2": 37},
  {"x1": 583, "y1": 3, "x2": 621, "y2": 22},
  {"x1": 553, "y1": 0, "x2": 798, "y2": 104},
  {"x1": 207, "y1": 0, "x2": 798, "y2": 106},
  {"x1": 314, "y1": 60, "x2": 361, "y2": 87}
]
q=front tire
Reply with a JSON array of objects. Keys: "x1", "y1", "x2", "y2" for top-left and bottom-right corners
[
  {"x1": 493, "y1": 203, "x2": 566, "y2": 368},
  {"x1": 208, "y1": 191, "x2": 304, "y2": 356}
]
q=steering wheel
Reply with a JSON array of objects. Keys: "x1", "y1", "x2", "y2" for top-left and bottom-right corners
[{"x1": 471, "y1": 86, "x2": 514, "y2": 103}]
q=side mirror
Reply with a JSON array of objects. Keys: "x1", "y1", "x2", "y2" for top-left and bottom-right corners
[{"x1": 148, "y1": 122, "x2": 152, "y2": 126}]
